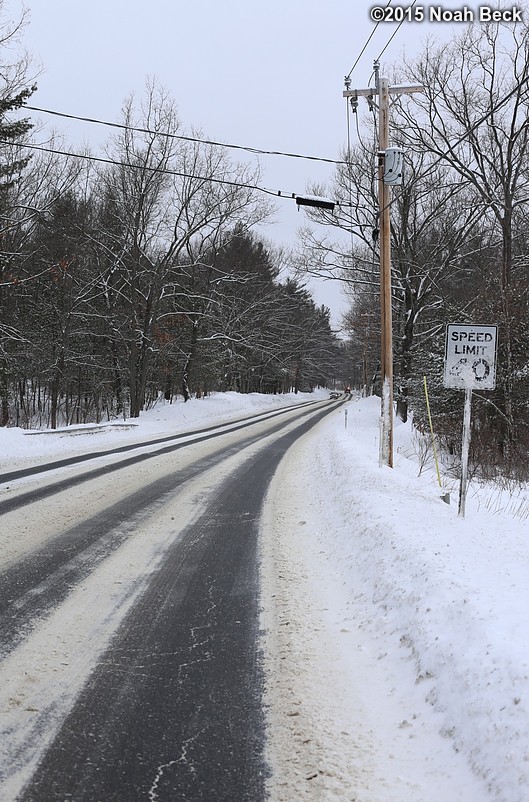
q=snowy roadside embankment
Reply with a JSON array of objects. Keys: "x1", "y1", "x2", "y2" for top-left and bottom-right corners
[
  {"x1": 262, "y1": 395, "x2": 529, "y2": 802},
  {"x1": 0, "y1": 390, "x2": 325, "y2": 471}
]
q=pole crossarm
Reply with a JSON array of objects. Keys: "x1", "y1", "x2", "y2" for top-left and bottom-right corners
[
  {"x1": 342, "y1": 87, "x2": 376, "y2": 98},
  {"x1": 387, "y1": 84, "x2": 424, "y2": 95},
  {"x1": 342, "y1": 84, "x2": 423, "y2": 99}
]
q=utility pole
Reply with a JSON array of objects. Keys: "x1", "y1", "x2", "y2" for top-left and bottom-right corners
[
  {"x1": 377, "y1": 70, "x2": 393, "y2": 468},
  {"x1": 343, "y1": 62, "x2": 423, "y2": 468}
]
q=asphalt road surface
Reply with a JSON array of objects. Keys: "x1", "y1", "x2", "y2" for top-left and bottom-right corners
[{"x1": 0, "y1": 396, "x2": 346, "y2": 801}]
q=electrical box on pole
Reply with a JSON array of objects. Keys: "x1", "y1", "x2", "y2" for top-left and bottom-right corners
[{"x1": 383, "y1": 147, "x2": 405, "y2": 185}]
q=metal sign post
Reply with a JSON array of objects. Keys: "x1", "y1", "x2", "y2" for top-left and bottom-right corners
[
  {"x1": 458, "y1": 388, "x2": 473, "y2": 517},
  {"x1": 443, "y1": 324, "x2": 498, "y2": 517}
]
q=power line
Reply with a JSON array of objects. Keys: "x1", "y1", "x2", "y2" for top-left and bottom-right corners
[
  {"x1": 17, "y1": 64, "x2": 524, "y2": 225},
  {"x1": 345, "y1": 0, "x2": 393, "y2": 80},
  {"x1": 0, "y1": 138, "x2": 283, "y2": 197},
  {"x1": 0, "y1": 137, "x2": 361, "y2": 210},
  {"x1": 25, "y1": 105, "x2": 347, "y2": 167},
  {"x1": 375, "y1": 0, "x2": 419, "y2": 62}
]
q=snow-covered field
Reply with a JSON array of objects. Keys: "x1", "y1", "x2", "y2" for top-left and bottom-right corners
[{"x1": 1, "y1": 389, "x2": 528, "y2": 801}]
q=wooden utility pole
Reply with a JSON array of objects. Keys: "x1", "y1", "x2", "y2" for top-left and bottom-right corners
[
  {"x1": 344, "y1": 63, "x2": 423, "y2": 468},
  {"x1": 377, "y1": 73, "x2": 393, "y2": 467}
]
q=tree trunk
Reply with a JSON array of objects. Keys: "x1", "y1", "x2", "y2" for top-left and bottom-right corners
[
  {"x1": 50, "y1": 350, "x2": 65, "y2": 430},
  {"x1": 0, "y1": 369, "x2": 9, "y2": 427},
  {"x1": 182, "y1": 320, "x2": 199, "y2": 402}
]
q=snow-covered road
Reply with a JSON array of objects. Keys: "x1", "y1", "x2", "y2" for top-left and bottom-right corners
[
  {"x1": 0, "y1": 394, "x2": 336, "y2": 800},
  {"x1": 1, "y1": 390, "x2": 528, "y2": 801}
]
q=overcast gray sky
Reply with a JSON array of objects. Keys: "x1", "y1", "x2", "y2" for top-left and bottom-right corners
[{"x1": 12, "y1": 0, "x2": 464, "y2": 325}]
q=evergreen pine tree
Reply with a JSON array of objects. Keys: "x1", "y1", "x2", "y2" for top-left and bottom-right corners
[{"x1": 0, "y1": 83, "x2": 35, "y2": 195}]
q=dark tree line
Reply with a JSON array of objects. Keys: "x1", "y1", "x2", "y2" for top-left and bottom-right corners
[
  {"x1": 0, "y1": 180, "x2": 345, "y2": 428},
  {"x1": 0, "y1": 32, "x2": 346, "y2": 428}
]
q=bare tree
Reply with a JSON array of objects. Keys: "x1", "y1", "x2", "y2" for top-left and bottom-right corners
[
  {"x1": 395, "y1": 17, "x2": 529, "y2": 440},
  {"x1": 297, "y1": 139, "x2": 484, "y2": 420},
  {"x1": 94, "y1": 80, "x2": 270, "y2": 414}
]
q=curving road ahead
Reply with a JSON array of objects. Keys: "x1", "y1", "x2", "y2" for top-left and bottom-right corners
[{"x1": 0, "y1": 396, "x2": 346, "y2": 802}]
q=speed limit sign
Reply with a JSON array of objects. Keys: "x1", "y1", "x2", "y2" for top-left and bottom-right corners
[
  {"x1": 442, "y1": 323, "x2": 498, "y2": 518},
  {"x1": 443, "y1": 324, "x2": 497, "y2": 391}
]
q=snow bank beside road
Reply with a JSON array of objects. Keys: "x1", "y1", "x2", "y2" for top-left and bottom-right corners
[
  {"x1": 262, "y1": 395, "x2": 529, "y2": 802},
  {"x1": 0, "y1": 390, "x2": 327, "y2": 471}
]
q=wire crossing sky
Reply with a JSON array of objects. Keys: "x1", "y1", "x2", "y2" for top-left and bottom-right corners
[{"x1": 12, "y1": 0, "x2": 471, "y2": 319}]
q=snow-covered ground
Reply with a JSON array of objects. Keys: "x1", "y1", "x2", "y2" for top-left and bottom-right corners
[
  {"x1": 1, "y1": 390, "x2": 528, "y2": 800},
  {"x1": 0, "y1": 390, "x2": 322, "y2": 471},
  {"x1": 262, "y1": 395, "x2": 529, "y2": 802}
]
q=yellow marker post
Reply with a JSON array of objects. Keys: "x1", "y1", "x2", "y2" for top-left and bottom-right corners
[{"x1": 423, "y1": 376, "x2": 442, "y2": 489}]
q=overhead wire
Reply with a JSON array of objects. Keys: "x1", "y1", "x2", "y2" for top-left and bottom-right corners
[
  {"x1": 13, "y1": 23, "x2": 397, "y2": 221},
  {"x1": 345, "y1": 71, "x2": 380, "y2": 256},
  {"x1": 345, "y1": 0, "x2": 393, "y2": 80},
  {"x1": 345, "y1": 89, "x2": 355, "y2": 261},
  {"x1": 0, "y1": 137, "x2": 367, "y2": 210},
  {"x1": 0, "y1": 138, "x2": 287, "y2": 198},
  {"x1": 8, "y1": 27, "x2": 525, "y2": 232},
  {"x1": 375, "y1": 0, "x2": 419, "y2": 62},
  {"x1": 24, "y1": 105, "x2": 347, "y2": 167},
  {"x1": 344, "y1": 97, "x2": 379, "y2": 240}
]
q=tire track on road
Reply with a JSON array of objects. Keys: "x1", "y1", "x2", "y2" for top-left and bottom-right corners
[
  {"x1": 17, "y1": 400, "x2": 340, "y2": 802},
  {"x1": 0, "y1": 399, "x2": 318, "y2": 487},
  {"x1": 0, "y1": 401, "x2": 342, "y2": 659}
]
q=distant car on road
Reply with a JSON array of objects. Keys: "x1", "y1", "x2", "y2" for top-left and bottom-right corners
[{"x1": 329, "y1": 391, "x2": 341, "y2": 400}]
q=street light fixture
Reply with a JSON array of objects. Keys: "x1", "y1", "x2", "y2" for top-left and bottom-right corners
[{"x1": 295, "y1": 195, "x2": 336, "y2": 211}]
